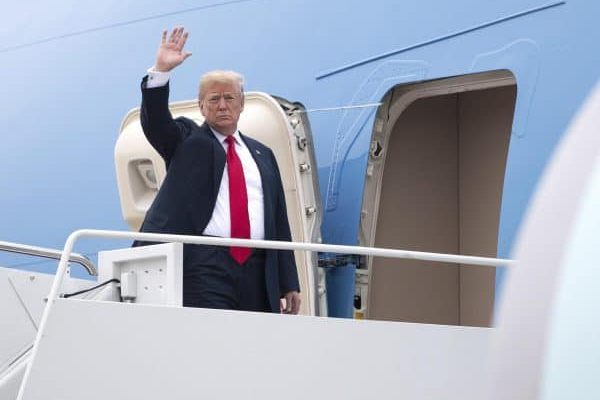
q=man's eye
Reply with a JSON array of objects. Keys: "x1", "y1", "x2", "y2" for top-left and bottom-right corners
[
  {"x1": 224, "y1": 95, "x2": 235, "y2": 101},
  {"x1": 208, "y1": 97, "x2": 220, "y2": 103}
]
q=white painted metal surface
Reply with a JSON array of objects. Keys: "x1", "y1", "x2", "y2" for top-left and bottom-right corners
[
  {"x1": 0, "y1": 267, "x2": 97, "y2": 400},
  {"x1": 0, "y1": 268, "x2": 93, "y2": 373},
  {"x1": 20, "y1": 298, "x2": 491, "y2": 400},
  {"x1": 0, "y1": 270, "x2": 43, "y2": 374},
  {"x1": 16, "y1": 229, "x2": 511, "y2": 399},
  {"x1": 98, "y1": 243, "x2": 183, "y2": 306},
  {"x1": 0, "y1": 360, "x2": 27, "y2": 400}
]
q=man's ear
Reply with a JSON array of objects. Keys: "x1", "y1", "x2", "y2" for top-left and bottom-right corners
[
  {"x1": 198, "y1": 99, "x2": 205, "y2": 116},
  {"x1": 240, "y1": 94, "x2": 245, "y2": 112}
]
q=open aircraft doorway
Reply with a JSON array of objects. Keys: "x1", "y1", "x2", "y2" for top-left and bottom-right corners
[{"x1": 358, "y1": 70, "x2": 517, "y2": 327}]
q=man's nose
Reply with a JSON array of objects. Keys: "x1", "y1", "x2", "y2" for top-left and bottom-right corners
[{"x1": 217, "y1": 96, "x2": 228, "y2": 108}]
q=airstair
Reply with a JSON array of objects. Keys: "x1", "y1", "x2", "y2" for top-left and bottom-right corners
[{"x1": 1, "y1": 231, "x2": 510, "y2": 400}]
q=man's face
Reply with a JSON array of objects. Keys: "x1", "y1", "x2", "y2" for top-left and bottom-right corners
[{"x1": 199, "y1": 80, "x2": 244, "y2": 136}]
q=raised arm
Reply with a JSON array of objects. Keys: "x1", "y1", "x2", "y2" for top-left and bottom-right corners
[
  {"x1": 154, "y1": 26, "x2": 192, "y2": 72},
  {"x1": 141, "y1": 27, "x2": 193, "y2": 164}
]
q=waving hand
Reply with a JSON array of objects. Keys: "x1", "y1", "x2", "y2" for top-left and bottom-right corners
[{"x1": 154, "y1": 27, "x2": 192, "y2": 72}]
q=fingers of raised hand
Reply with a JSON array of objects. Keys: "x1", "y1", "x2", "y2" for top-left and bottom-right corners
[
  {"x1": 168, "y1": 26, "x2": 181, "y2": 43},
  {"x1": 172, "y1": 27, "x2": 185, "y2": 45},
  {"x1": 177, "y1": 31, "x2": 189, "y2": 51},
  {"x1": 163, "y1": 27, "x2": 188, "y2": 52}
]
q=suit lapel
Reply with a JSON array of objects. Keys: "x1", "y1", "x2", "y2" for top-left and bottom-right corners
[
  {"x1": 240, "y1": 133, "x2": 269, "y2": 182},
  {"x1": 241, "y1": 133, "x2": 276, "y2": 238}
]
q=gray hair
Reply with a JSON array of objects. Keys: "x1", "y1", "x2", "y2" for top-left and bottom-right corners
[{"x1": 198, "y1": 70, "x2": 245, "y2": 100}]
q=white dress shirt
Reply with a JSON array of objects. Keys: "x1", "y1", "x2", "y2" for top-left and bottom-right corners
[
  {"x1": 146, "y1": 67, "x2": 265, "y2": 240},
  {"x1": 203, "y1": 129, "x2": 265, "y2": 240}
]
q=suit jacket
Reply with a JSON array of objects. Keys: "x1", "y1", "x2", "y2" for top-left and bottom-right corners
[{"x1": 138, "y1": 77, "x2": 300, "y2": 312}]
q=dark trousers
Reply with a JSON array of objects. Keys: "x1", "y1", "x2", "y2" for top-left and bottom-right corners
[{"x1": 182, "y1": 244, "x2": 270, "y2": 312}]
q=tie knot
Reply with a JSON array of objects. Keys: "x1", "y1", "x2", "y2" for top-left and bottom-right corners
[{"x1": 225, "y1": 135, "x2": 236, "y2": 146}]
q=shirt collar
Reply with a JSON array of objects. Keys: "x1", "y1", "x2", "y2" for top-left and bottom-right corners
[{"x1": 209, "y1": 126, "x2": 241, "y2": 145}]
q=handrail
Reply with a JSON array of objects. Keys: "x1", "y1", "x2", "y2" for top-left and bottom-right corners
[
  {"x1": 0, "y1": 240, "x2": 97, "y2": 276},
  {"x1": 17, "y1": 228, "x2": 513, "y2": 400}
]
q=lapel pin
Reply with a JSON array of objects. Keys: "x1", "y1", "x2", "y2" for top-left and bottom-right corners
[{"x1": 255, "y1": 149, "x2": 261, "y2": 155}]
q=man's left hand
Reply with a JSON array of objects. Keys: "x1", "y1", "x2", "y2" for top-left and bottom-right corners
[{"x1": 281, "y1": 291, "x2": 301, "y2": 314}]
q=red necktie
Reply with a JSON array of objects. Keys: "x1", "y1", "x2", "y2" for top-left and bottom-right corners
[{"x1": 226, "y1": 136, "x2": 252, "y2": 264}]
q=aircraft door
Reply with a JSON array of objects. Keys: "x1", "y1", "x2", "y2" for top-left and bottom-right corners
[{"x1": 359, "y1": 71, "x2": 517, "y2": 326}]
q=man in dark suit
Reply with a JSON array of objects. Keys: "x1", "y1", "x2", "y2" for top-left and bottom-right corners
[{"x1": 137, "y1": 26, "x2": 301, "y2": 314}]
